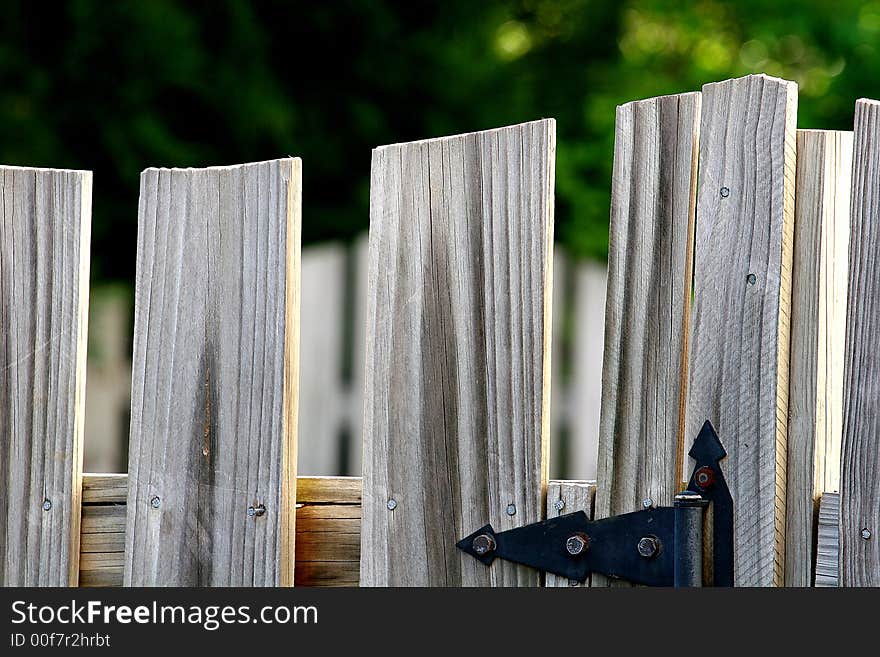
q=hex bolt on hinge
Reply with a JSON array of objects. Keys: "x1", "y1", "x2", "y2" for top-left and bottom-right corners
[{"x1": 456, "y1": 420, "x2": 733, "y2": 587}]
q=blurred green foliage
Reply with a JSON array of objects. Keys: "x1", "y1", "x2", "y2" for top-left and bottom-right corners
[{"x1": 0, "y1": 0, "x2": 875, "y2": 280}]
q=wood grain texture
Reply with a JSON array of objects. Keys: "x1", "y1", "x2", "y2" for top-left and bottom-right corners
[
  {"x1": 685, "y1": 74, "x2": 798, "y2": 586},
  {"x1": 815, "y1": 492, "x2": 839, "y2": 587},
  {"x1": 786, "y1": 130, "x2": 852, "y2": 586},
  {"x1": 297, "y1": 476, "x2": 361, "y2": 504},
  {"x1": 841, "y1": 99, "x2": 880, "y2": 586},
  {"x1": 593, "y1": 92, "x2": 700, "y2": 545},
  {"x1": 82, "y1": 473, "x2": 128, "y2": 504},
  {"x1": 82, "y1": 474, "x2": 363, "y2": 587},
  {"x1": 361, "y1": 120, "x2": 555, "y2": 586},
  {"x1": 124, "y1": 159, "x2": 301, "y2": 586},
  {"x1": 545, "y1": 480, "x2": 595, "y2": 587},
  {"x1": 82, "y1": 475, "x2": 595, "y2": 587},
  {"x1": 1, "y1": 166, "x2": 92, "y2": 586}
]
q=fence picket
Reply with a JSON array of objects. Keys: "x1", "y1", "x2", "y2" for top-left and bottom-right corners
[
  {"x1": 0, "y1": 166, "x2": 92, "y2": 586},
  {"x1": 360, "y1": 120, "x2": 555, "y2": 586},
  {"x1": 840, "y1": 99, "x2": 880, "y2": 586},
  {"x1": 786, "y1": 129, "x2": 852, "y2": 586},
  {"x1": 592, "y1": 92, "x2": 700, "y2": 589},
  {"x1": 124, "y1": 160, "x2": 300, "y2": 586},
  {"x1": 685, "y1": 74, "x2": 797, "y2": 586}
]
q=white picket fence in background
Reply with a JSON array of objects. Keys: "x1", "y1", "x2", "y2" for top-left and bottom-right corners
[{"x1": 83, "y1": 236, "x2": 607, "y2": 480}]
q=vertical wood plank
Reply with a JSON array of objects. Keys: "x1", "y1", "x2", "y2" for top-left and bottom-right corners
[
  {"x1": 815, "y1": 491, "x2": 839, "y2": 587},
  {"x1": 593, "y1": 91, "x2": 700, "y2": 576},
  {"x1": 786, "y1": 130, "x2": 852, "y2": 586},
  {"x1": 841, "y1": 99, "x2": 880, "y2": 586},
  {"x1": 545, "y1": 480, "x2": 595, "y2": 587},
  {"x1": 0, "y1": 167, "x2": 91, "y2": 586},
  {"x1": 298, "y1": 243, "x2": 346, "y2": 475},
  {"x1": 685, "y1": 74, "x2": 798, "y2": 586},
  {"x1": 124, "y1": 159, "x2": 300, "y2": 586},
  {"x1": 361, "y1": 120, "x2": 555, "y2": 586}
]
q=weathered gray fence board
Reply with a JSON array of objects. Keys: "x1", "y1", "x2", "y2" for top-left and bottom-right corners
[
  {"x1": 786, "y1": 129, "x2": 852, "y2": 586},
  {"x1": 685, "y1": 74, "x2": 797, "y2": 586},
  {"x1": 125, "y1": 159, "x2": 300, "y2": 586},
  {"x1": 593, "y1": 92, "x2": 700, "y2": 564},
  {"x1": 545, "y1": 480, "x2": 595, "y2": 587},
  {"x1": 815, "y1": 492, "x2": 839, "y2": 587},
  {"x1": 841, "y1": 99, "x2": 880, "y2": 586},
  {"x1": 0, "y1": 166, "x2": 92, "y2": 586},
  {"x1": 361, "y1": 120, "x2": 555, "y2": 586}
]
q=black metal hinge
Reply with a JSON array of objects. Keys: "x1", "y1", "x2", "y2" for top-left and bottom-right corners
[{"x1": 456, "y1": 420, "x2": 733, "y2": 587}]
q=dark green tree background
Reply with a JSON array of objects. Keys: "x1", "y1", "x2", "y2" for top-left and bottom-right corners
[{"x1": 1, "y1": 0, "x2": 875, "y2": 282}]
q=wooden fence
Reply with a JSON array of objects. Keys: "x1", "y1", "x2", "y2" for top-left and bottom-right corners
[
  {"x1": 82, "y1": 240, "x2": 607, "y2": 481},
  {"x1": 1, "y1": 73, "x2": 877, "y2": 587}
]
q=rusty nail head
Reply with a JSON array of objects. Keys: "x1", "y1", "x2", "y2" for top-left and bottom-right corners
[
  {"x1": 862, "y1": 528, "x2": 872, "y2": 540},
  {"x1": 150, "y1": 496, "x2": 161, "y2": 509},
  {"x1": 472, "y1": 533, "x2": 496, "y2": 555},
  {"x1": 386, "y1": 498, "x2": 397, "y2": 511},
  {"x1": 565, "y1": 533, "x2": 589, "y2": 556},
  {"x1": 695, "y1": 466, "x2": 715, "y2": 489},
  {"x1": 637, "y1": 536, "x2": 659, "y2": 558},
  {"x1": 506, "y1": 503, "x2": 516, "y2": 516},
  {"x1": 42, "y1": 499, "x2": 52, "y2": 511},
  {"x1": 720, "y1": 187, "x2": 730, "y2": 198}
]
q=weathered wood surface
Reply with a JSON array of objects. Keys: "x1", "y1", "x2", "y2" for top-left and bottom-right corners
[
  {"x1": 815, "y1": 492, "x2": 839, "y2": 587},
  {"x1": 124, "y1": 159, "x2": 301, "y2": 586},
  {"x1": 0, "y1": 166, "x2": 92, "y2": 586},
  {"x1": 594, "y1": 91, "x2": 700, "y2": 561},
  {"x1": 841, "y1": 99, "x2": 880, "y2": 586},
  {"x1": 786, "y1": 130, "x2": 852, "y2": 586},
  {"x1": 361, "y1": 120, "x2": 555, "y2": 586},
  {"x1": 84, "y1": 475, "x2": 362, "y2": 588},
  {"x1": 545, "y1": 481, "x2": 595, "y2": 587},
  {"x1": 685, "y1": 74, "x2": 797, "y2": 586},
  {"x1": 84, "y1": 475, "x2": 603, "y2": 587}
]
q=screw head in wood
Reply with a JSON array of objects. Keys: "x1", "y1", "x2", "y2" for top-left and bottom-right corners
[
  {"x1": 565, "y1": 533, "x2": 589, "y2": 556},
  {"x1": 554, "y1": 499, "x2": 565, "y2": 511},
  {"x1": 472, "y1": 533, "x2": 496, "y2": 556},
  {"x1": 862, "y1": 528, "x2": 872, "y2": 540},
  {"x1": 386, "y1": 498, "x2": 397, "y2": 511},
  {"x1": 637, "y1": 536, "x2": 659, "y2": 558},
  {"x1": 747, "y1": 273, "x2": 757, "y2": 285},
  {"x1": 694, "y1": 466, "x2": 715, "y2": 489},
  {"x1": 720, "y1": 187, "x2": 730, "y2": 198},
  {"x1": 247, "y1": 504, "x2": 266, "y2": 517},
  {"x1": 506, "y1": 503, "x2": 516, "y2": 516},
  {"x1": 42, "y1": 499, "x2": 52, "y2": 511},
  {"x1": 642, "y1": 498, "x2": 653, "y2": 509},
  {"x1": 150, "y1": 496, "x2": 161, "y2": 509}
]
